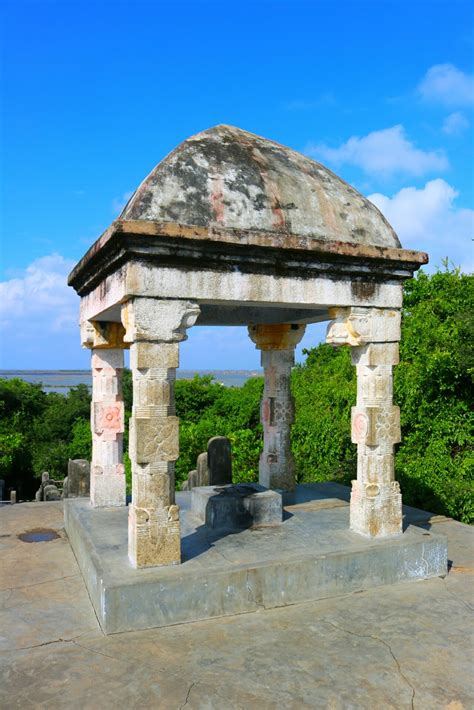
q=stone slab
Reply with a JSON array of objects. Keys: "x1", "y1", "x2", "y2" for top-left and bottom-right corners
[
  {"x1": 64, "y1": 483, "x2": 448, "y2": 635},
  {"x1": 207, "y1": 436, "x2": 232, "y2": 485},
  {"x1": 191, "y1": 484, "x2": 282, "y2": 529}
]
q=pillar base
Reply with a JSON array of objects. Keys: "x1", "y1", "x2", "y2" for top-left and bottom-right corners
[
  {"x1": 350, "y1": 480, "x2": 402, "y2": 538},
  {"x1": 128, "y1": 504, "x2": 181, "y2": 568}
]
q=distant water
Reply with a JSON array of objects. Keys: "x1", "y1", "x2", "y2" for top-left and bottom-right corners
[{"x1": 0, "y1": 369, "x2": 263, "y2": 393}]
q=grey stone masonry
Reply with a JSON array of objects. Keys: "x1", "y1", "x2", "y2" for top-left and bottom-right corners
[
  {"x1": 192, "y1": 484, "x2": 282, "y2": 530},
  {"x1": 64, "y1": 485, "x2": 448, "y2": 634},
  {"x1": 43, "y1": 484, "x2": 61, "y2": 501}
]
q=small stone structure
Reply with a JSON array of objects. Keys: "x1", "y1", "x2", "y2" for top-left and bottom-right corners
[
  {"x1": 35, "y1": 473, "x2": 61, "y2": 501},
  {"x1": 35, "y1": 463, "x2": 90, "y2": 502},
  {"x1": 68, "y1": 125, "x2": 428, "y2": 569},
  {"x1": 63, "y1": 459, "x2": 91, "y2": 499},
  {"x1": 196, "y1": 452, "x2": 208, "y2": 487},
  {"x1": 192, "y1": 483, "x2": 282, "y2": 530},
  {"x1": 182, "y1": 436, "x2": 233, "y2": 490}
]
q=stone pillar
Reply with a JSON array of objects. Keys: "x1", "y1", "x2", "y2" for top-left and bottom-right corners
[
  {"x1": 122, "y1": 297, "x2": 200, "y2": 568},
  {"x1": 81, "y1": 321, "x2": 127, "y2": 508},
  {"x1": 248, "y1": 324, "x2": 306, "y2": 491},
  {"x1": 326, "y1": 307, "x2": 402, "y2": 537}
]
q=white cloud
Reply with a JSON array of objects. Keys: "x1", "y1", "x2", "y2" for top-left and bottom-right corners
[
  {"x1": 442, "y1": 111, "x2": 470, "y2": 135},
  {"x1": 308, "y1": 125, "x2": 448, "y2": 177},
  {"x1": 368, "y1": 179, "x2": 474, "y2": 272},
  {"x1": 0, "y1": 254, "x2": 77, "y2": 332},
  {"x1": 418, "y1": 64, "x2": 474, "y2": 106}
]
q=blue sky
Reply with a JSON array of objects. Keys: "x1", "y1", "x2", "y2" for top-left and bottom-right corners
[{"x1": 1, "y1": 0, "x2": 473, "y2": 370}]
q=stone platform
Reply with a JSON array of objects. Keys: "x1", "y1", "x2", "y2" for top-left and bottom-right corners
[{"x1": 64, "y1": 483, "x2": 448, "y2": 635}]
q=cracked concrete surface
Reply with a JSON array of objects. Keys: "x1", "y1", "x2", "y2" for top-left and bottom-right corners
[
  {"x1": 0, "y1": 501, "x2": 473, "y2": 709},
  {"x1": 324, "y1": 620, "x2": 416, "y2": 709}
]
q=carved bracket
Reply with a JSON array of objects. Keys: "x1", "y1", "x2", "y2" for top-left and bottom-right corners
[
  {"x1": 122, "y1": 298, "x2": 200, "y2": 343},
  {"x1": 81, "y1": 320, "x2": 128, "y2": 350},
  {"x1": 326, "y1": 307, "x2": 401, "y2": 347}
]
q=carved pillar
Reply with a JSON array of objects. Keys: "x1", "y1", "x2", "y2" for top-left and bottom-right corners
[
  {"x1": 248, "y1": 324, "x2": 306, "y2": 491},
  {"x1": 81, "y1": 321, "x2": 127, "y2": 508},
  {"x1": 326, "y1": 307, "x2": 402, "y2": 537},
  {"x1": 122, "y1": 298, "x2": 200, "y2": 568}
]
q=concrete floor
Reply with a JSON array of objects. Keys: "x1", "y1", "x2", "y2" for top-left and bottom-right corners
[{"x1": 0, "y1": 500, "x2": 472, "y2": 709}]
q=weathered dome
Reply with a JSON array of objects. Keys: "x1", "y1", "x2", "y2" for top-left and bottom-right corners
[{"x1": 120, "y1": 124, "x2": 400, "y2": 249}]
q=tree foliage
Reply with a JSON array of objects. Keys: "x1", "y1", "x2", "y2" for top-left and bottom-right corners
[
  {"x1": 0, "y1": 380, "x2": 91, "y2": 497},
  {"x1": 175, "y1": 376, "x2": 263, "y2": 485},
  {"x1": 291, "y1": 345, "x2": 356, "y2": 485},
  {"x1": 394, "y1": 267, "x2": 473, "y2": 522}
]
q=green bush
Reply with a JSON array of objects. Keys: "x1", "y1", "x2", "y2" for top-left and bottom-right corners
[
  {"x1": 68, "y1": 418, "x2": 92, "y2": 461},
  {"x1": 394, "y1": 266, "x2": 473, "y2": 522},
  {"x1": 0, "y1": 379, "x2": 92, "y2": 497},
  {"x1": 291, "y1": 345, "x2": 356, "y2": 485},
  {"x1": 175, "y1": 377, "x2": 263, "y2": 486}
]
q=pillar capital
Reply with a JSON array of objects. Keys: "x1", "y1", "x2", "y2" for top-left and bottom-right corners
[
  {"x1": 121, "y1": 298, "x2": 200, "y2": 343},
  {"x1": 248, "y1": 323, "x2": 306, "y2": 351},
  {"x1": 81, "y1": 320, "x2": 129, "y2": 350},
  {"x1": 326, "y1": 307, "x2": 400, "y2": 347}
]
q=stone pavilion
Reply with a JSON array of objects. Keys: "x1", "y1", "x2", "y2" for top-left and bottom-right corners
[{"x1": 68, "y1": 125, "x2": 429, "y2": 573}]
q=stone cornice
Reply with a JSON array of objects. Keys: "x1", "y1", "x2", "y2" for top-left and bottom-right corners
[{"x1": 68, "y1": 219, "x2": 428, "y2": 297}]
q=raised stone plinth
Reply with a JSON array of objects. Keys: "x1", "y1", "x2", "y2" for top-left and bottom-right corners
[
  {"x1": 191, "y1": 484, "x2": 282, "y2": 529},
  {"x1": 64, "y1": 483, "x2": 447, "y2": 635}
]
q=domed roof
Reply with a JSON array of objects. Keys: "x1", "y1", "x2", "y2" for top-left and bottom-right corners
[{"x1": 120, "y1": 125, "x2": 401, "y2": 249}]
